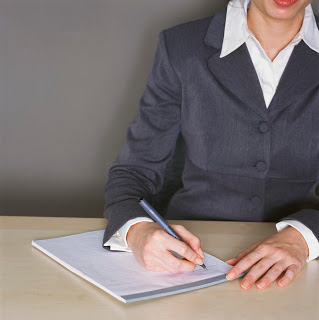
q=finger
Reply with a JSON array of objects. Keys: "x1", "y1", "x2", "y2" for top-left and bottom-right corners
[
  {"x1": 226, "y1": 258, "x2": 237, "y2": 265},
  {"x1": 277, "y1": 264, "x2": 299, "y2": 288},
  {"x1": 226, "y1": 249, "x2": 264, "y2": 281},
  {"x1": 226, "y1": 241, "x2": 261, "y2": 265},
  {"x1": 159, "y1": 249, "x2": 197, "y2": 273},
  {"x1": 162, "y1": 230, "x2": 204, "y2": 266},
  {"x1": 171, "y1": 224, "x2": 204, "y2": 258},
  {"x1": 256, "y1": 262, "x2": 287, "y2": 289},
  {"x1": 239, "y1": 258, "x2": 275, "y2": 290}
]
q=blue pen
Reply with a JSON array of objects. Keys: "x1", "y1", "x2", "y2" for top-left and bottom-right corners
[{"x1": 138, "y1": 197, "x2": 207, "y2": 270}]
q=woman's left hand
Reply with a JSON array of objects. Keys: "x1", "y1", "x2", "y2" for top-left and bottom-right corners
[{"x1": 226, "y1": 226, "x2": 309, "y2": 290}]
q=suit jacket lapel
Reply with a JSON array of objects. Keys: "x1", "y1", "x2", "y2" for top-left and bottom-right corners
[
  {"x1": 203, "y1": 8, "x2": 268, "y2": 120},
  {"x1": 203, "y1": 8, "x2": 319, "y2": 120},
  {"x1": 267, "y1": 40, "x2": 319, "y2": 115}
]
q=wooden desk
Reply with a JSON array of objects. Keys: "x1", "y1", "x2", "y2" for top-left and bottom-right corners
[{"x1": 2, "y1": 216, "x2": 318, "y2": 319}]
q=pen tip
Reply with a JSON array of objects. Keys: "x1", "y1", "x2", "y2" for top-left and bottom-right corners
[{"x1": 201, "y1": 263, "x2": 207, "y2": 270}]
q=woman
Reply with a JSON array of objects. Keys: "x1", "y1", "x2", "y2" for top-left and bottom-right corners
[{"x1": 103, "y1": 0, "x2": 319, "y2": 290}]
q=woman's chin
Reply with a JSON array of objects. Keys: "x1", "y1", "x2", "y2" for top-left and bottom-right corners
[{"x1": 266, "y1": 0, "x2": 305, "y2": 20}]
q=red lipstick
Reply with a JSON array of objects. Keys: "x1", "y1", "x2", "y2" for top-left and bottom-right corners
[{"x1": 273, "y1": 0, "x2": 300, "y2": 7}]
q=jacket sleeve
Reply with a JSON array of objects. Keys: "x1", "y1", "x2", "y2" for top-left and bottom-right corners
[
  {"x1": 102, "y1": 30, "x2": 182, "y2": 247},
  {"x1": 279, "y1": 203, "x2": 319, "y2": 259},
  {"x1": 276, "y1": 220, "x2": 319, "y2": 261}
]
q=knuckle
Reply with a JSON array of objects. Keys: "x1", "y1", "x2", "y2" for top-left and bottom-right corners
[
  {"x1": 150, "y1": 229, "x2": 163, "y2": 241},
  {"x1": 272, "y1": 248, "x2": 285, "y2": 258},
  {"x1": 244, "y1": 256, "x2": 253, "y2": 265},
  {"x1": 281, "y1": 250, "x2": 291, "y2": 259},
  {"x1": 193, "y1": 235, "x2": 201, "y2": 246},
  {"x1": 292, "y1": 259, "x2": 302, "y2": 269},
  {"x1": 172, "y1": 224, "x2": 185, "y2": 232},
  {"x1": 255, "y1": 263, "x2": 266, "y2": 272},
  {"x1": 177, "y1": 224, "x2": 186, "y2": 231},
  {"x1": 257, "y1": 243, "x2": 270, "y2": 253},
  {"x1": 178, "y1": 244, "x2": 188, "y2": 256},
  {"x1": 272, "y1": 266, "x2": 283, "y2": 275}
]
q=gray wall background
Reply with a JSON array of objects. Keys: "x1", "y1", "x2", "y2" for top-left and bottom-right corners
[{"x1": 1, "y1": 0, "x2": 318, "y2": 218}]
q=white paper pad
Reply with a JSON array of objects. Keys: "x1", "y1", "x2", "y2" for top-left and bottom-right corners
[{"x1": 32, "y1": 230, "x2": 244, "y2": 303}]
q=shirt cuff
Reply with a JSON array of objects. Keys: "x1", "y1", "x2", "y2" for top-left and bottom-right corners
[
  {"x1": 103, "y1": 217, "x2": 154, "y2": 252},
  {"x1": 276, "y1": 220, "x2": 319, "y2": 262}
]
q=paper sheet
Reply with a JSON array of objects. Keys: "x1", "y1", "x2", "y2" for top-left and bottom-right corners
[{"x1": 32, "y1": 230, "x2": 244, "y2": 303}]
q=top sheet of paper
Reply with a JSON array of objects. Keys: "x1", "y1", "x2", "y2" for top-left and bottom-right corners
[{"x1": 32, "y1": 230, "x2": 242, "y2": 303}]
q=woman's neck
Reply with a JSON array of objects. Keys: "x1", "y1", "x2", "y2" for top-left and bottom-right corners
[{"x1": 247, "y1": 1, "x2": 305, "y2": 61}]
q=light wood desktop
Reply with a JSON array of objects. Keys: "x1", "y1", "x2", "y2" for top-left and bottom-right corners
[{"x1": 2, "y1": 216, "x2": 318, "y2": 319}]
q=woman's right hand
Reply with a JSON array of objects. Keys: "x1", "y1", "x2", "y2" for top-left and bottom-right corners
[{"x1": 126, "y1": 221, "x2": 205, "y2": 273}]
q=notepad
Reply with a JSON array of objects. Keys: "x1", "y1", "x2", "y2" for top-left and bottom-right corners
[{"x1": 32, "y1": 230, "x2": 244, "y2": 303}]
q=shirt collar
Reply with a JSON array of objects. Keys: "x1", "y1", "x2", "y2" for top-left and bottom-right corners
[{"x1": 220, "y1": 0, "x2": 319, "y2": 58}]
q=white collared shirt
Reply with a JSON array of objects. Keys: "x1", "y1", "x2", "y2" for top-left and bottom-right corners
[
  {"x1": 221, "y1": 0, "x2": 319, "y2": 107},
  {"x1": 104, "y1": 0, "x2": 319, "y2": 261}
]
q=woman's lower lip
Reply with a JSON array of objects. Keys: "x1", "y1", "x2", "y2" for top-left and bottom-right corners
[{"x1": 273, "y1": 0, "x2": 300, "y2": 7}]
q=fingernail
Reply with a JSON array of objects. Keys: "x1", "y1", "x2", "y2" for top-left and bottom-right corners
[
  {"x1": 199, "y1": 248, "x2": 205, "y2": 259},
  {"x1": 226, "y1": 258, "x2": 235, "y2": 264},
  {"x1": 278, "y1": 279, "x2": 287, "y2": 287},
  {"x1": 226, "y1": 271, "x2": 235, "y2": 280},
  {"x1": 195, "y1": 258, "x2": 203, "y2": 265},
  {"x1": 241, "y1": 279, "x2": 250, "y2": 289},
  {"x1": 257, "y1": 280, "x2": 266, "y2": 289}
]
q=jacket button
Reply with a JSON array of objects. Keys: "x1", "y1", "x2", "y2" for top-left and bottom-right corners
[
  {"x1": 256, "y1": 161, "x2": 267, "y2": 172},
  {"x1": 251, "y1": 195, "x2": 261, "y2": 207},
  {"x1": 258, "y1": 121, "x2": 269, "y2": 133}
]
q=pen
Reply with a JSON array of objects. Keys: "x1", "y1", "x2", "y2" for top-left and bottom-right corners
[{"x1": 138, "y1": 197, "x2": 207, "y2": 270}]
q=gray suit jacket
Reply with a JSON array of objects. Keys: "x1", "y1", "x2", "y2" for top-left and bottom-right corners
[{"x1": 103, "y1": 7, "x2": 319, "y2": 257}]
